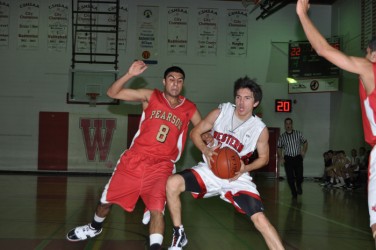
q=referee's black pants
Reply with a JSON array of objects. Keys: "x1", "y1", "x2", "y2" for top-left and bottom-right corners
[{"x1": 284, "y1": 155, "x2": 304, "y2": 197}]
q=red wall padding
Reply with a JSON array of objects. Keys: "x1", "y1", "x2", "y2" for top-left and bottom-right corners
[{"x1": 38, "y1": 112, "x2": 69, "y2": 171}]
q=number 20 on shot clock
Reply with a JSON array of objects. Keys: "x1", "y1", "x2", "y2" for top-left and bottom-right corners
[{"x1": 275, "y1": 99, "x2": 292, "y2": 113}]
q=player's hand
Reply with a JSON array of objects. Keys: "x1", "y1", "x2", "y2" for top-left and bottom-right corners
[
  {"x1": 128, "y1": 60, "x2": 147, "y2": 76},
  {"x1": 229, "y1": 160, "x2": 245, "y2": 182},
  {"x1": 204, "y1": 144, "x2": 221, "y2": 169},
  {"x1": 296, "y1": 0, "x2": 310, "y2": 16}
]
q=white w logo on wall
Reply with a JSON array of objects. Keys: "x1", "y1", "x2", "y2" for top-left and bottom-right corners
[{"x1": 80, "y1": 118, "x2": 116, "y2": 161}]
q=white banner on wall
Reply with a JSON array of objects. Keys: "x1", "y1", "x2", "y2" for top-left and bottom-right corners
[
  {"x1": 75, "y1": 2, "x2": 98, "y2": 53},
  {"x1": 47, "y1": 0, "x2": 68, "y2": 52},
  {"x1": 17, "y1": 0, "x2": 40, "y2": 50},
  {"x1": 226, "y1": 9, "x2": 248, "y2": 57},
  {"x1": 136, "y1": 5, "x2": 159, "y2": 63},
  {"x1": 118, "y1": 0, "x2": 128, "y2": 51},
  {"x1": 106, "y1": 0, "x2": 128, "y2": 52},
  {"x1": 197, "y1": 8, "x2": 218, "y2": 56},
  {"x1": 167, "y1": 7, "x2": 188, "y2": 56},
  {"x1": 288, "y1": 78, "x2": 339, "y2": 94},
  {"x1": 0, "y1": 0, "x2": 10, "y2": 48}
]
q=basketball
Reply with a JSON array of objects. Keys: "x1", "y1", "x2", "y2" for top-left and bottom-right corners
[{"x1": 211, "y1": 147, "x2": 241, "y2": 179}]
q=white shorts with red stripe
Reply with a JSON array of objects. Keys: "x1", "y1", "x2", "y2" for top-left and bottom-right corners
[{"x1": 189, "y1": 162, "x2": 261, "y2": 210}]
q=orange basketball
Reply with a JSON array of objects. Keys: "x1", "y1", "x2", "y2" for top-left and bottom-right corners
[{"x1": 211, "y1": 147, "x2": 241, "y2": 179}]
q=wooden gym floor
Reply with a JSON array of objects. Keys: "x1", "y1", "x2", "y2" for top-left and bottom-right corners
[{"x1": 0, "y1": 173, "x2": 374, "y2": 250}]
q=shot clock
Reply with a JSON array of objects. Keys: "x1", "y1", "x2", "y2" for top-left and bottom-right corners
[{"x1": 275, "y1": 99, "x2": 292, "y2": 113}]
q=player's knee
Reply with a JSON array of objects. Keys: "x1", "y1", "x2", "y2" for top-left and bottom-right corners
[
  {"x1": 251, "y1": 212, "x2": 270, "y2": 232},
  {"x1": 166, "y1": 174, "x2": 184, "y2": 194},
  {"x1": 150, "y1": 210, "x2": 164, "y2": 219}
]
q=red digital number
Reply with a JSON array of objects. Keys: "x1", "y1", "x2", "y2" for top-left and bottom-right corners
[
  {"x1": 275, "y1": 100, "x2": 291, "y2": 112},
  {"x1": 290, "y1": 47, "x2": 301, "y2": 57}
]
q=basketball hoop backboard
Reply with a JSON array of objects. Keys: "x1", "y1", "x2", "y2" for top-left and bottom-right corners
[{"x1": 67, "y1": 69, "x2": 119, "y2": 105}]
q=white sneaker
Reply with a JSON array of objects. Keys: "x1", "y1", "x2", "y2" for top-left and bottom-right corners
[{"x1": 66, "y1": 224, "x2": 102, "y2": 242}]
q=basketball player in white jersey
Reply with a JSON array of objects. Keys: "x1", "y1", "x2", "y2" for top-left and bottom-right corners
[
  {"x1": 296, "y1": 0, "x2": 376, "y2": 241},
  {"x1": 166, "y1": 76, "x2": 284, "y2": 250}
]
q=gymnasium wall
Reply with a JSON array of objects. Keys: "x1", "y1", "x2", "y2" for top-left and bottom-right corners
[{"x1": 0, "y1": 0, "x2": 366, "y2": 176}]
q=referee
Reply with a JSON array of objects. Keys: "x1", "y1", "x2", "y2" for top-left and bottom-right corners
[{"x1": 277, "y1": 118, "x2": 308, "y2": 199}]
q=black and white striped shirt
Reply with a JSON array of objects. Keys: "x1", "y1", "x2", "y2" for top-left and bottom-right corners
[{"x1": 277, "y1": 130, "x2": 307, "y2": 157}]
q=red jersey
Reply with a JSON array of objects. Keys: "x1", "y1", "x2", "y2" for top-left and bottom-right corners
[
  {"x1": 129, "y1": 89, "x2": 197, "y2": 162},
  {"x1": 359, "y1": 63, "x2": 376, "y2": 146}
]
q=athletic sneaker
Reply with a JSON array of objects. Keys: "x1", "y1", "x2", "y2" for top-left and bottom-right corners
[
  {"x1": 66, "y1": 224, "x2": 102, "y2": 242},
  {"x1": 168, "y1": 226, "x2": 188, "y2": 250}
]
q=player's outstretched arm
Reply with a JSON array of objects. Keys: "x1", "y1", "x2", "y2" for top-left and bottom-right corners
[
  {"x1": 107, "y1": 60, "x2": 152, "y2": 102},
  {"x1": 296, "y1": 0, "x2": 368, "y2": 76}
]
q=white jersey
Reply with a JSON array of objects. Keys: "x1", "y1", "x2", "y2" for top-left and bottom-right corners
[
  {"x1": 212, "y1": 102, "x2": 265, "y2": 160},
  {"x1": 190, "y1": 102, "x2": 266, "y2": 205}
]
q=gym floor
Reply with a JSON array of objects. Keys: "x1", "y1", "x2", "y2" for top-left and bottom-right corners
[{"x1": 0, "y1": 173, "x2": 373, "y2": 250}]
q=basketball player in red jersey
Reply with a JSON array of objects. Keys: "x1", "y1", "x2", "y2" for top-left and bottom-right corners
[
  {"x1": 296, "y1": 0, "x2": 376, "y2": 241},
  {"x1": 66, "y1": 60, "x2": 201, "y2": 250},
  {"x1": 166, "y1": 77, "x2": 284, "y2": 250}
]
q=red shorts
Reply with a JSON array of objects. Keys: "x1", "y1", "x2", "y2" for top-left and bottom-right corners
[{"x1": 100, "y1": 149, "x2": 173, "y2": 212}]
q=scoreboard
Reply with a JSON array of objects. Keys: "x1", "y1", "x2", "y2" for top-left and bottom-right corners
[{"x1": 288, "y1": 39, "x2": 340, "y2": 78}]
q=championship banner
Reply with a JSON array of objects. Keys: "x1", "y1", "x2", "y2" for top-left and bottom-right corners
[
  {"x1": 197, "y1": 8, "x2": 218, "y2": 56},
  {"x1": 47, "y1": 0, "x2": 68, "y2": 52},
  {"x1": 226, "y1": 9, "x2": 248, "y2": 57},
  {"x1": 167, "y1": 7, "x2": 188, "y2": 56},
  {"x1": 75, "y1": 2, "x2": 98, "y2": 53},
  {"x1": 117, "y1": 0, "x2": 128, "y2": 51},
  {"x1": 0, "y1": 0, "x2": 10, "y2": 48},
  {"x1": 137, "y1": 5, "x2": 159, "y2": 64},
  {"x1": 17, "y1": 0, "x2": 40, "y2": 50},
  {"x1": 106, "y1": 0, "x2": 128, "y2": 52}
]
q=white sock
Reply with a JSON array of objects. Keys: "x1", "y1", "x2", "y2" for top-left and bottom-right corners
[
  {"x1": 94, "y1": 214, "x2": 105, "y2": 223},
  {"x1": 150, "y1": 233, "x2": 163, "y2": 246}
]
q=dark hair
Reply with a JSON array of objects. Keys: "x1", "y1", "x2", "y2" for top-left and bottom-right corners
[
  {"x1": 284, "y1": 117, "x2": 293, "y2": 123},
  {"x1": 164, "y1": 66, "x2": 185, "y2": 79},
  {"x1": 233, "y1": 76, "x2": 262, "y2": 104},
  {"x1": 367, "y1": 37, "x2": 376, "y2": 52}
]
